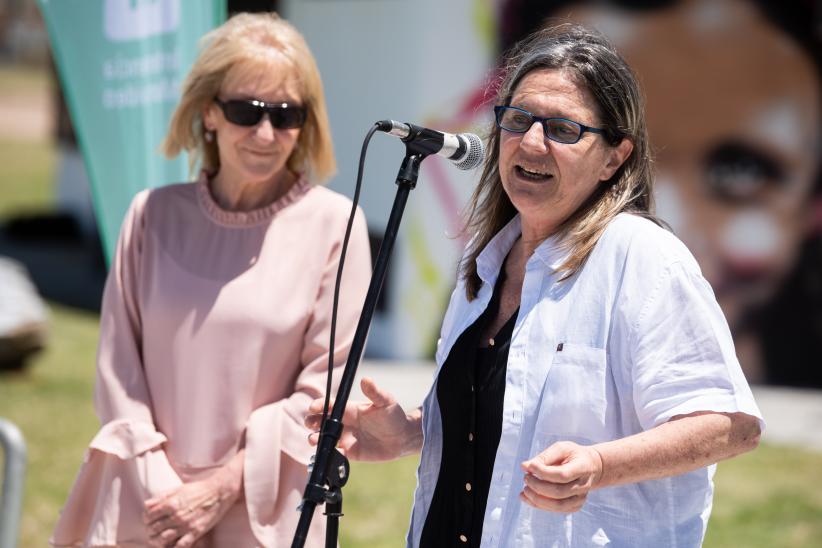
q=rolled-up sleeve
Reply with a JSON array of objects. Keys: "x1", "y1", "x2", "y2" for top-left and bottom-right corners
[{"x1": 627, "y1": 260, "x2": 764, "y2": 431}]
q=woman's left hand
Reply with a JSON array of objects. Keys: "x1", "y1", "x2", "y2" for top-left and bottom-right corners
[
  {"x1": 144, "y1": 450, "x2": 244, "y2": 547},
  {"x1": 520, "y1": 441, "x2": 604, "y2": 513}
]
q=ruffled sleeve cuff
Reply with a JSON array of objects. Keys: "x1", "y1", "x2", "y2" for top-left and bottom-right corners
[
  {"x1": 243, "y1": 400, "x2": 319, "y2": 546},
  {"x1": 51, "y1": 422, "x2": 181, "y2": 547},
  {"x1": 87, "y1": 419, "x2": 168, "y2": 460}
]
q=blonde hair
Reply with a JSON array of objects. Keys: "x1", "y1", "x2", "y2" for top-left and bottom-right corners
[
  {"x1": 161, "y1": 12, "x2": 336, "y2": 183},
  {"x1": 461, "y1": 22, "x2": 661, "y2": 300}
]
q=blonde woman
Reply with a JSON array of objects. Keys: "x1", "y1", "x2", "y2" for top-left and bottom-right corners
[{"x1": 52, "y1": 13, "x2": 370, "y2": 547}]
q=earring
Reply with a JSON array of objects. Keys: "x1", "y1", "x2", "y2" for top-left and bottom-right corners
[{"x1": 204, "y1": 130, "x2": 215, "y2": 143}]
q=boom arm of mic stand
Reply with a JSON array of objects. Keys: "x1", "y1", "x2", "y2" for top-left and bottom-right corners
[{"x1": 291, "y1": 151, "x2": 426, "y2": 548}]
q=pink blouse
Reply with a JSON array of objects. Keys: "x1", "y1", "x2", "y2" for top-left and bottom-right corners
[{"x1": 51, "y1": 173, "x2": 371, "y2": 547}]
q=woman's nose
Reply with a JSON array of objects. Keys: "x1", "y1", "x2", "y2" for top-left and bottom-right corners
[
  {"x1": 255, "y1": 114, "x2": 276, "y2": 141},
  {"x1": 519, "y1": 121, "x2": 547, "y2": 152}
]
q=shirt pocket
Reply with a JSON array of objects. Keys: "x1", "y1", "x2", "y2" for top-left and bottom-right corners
[{"x1": 531, "y1": 343, "x2": 609, "y2": 448}]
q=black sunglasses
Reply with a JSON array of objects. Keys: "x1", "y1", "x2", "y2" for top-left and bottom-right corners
[{"x1": 214, "y1": 98, "x2": 307, "y2": 129}]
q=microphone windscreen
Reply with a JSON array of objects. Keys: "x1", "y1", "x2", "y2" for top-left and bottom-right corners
[{"x1": 454, "y1": 133, "x2": 485, "y2": 170}]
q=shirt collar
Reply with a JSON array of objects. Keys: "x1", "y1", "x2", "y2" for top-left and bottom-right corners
[
  {"x1": 475, "y1": 214, "x2": 571, "y2": 284},
  {"x1": 476, "y1": 215, "x2": 521, "y2": 285},
  {"x1": 533, "y1": 229, "x2": 571, "y2": 272}
]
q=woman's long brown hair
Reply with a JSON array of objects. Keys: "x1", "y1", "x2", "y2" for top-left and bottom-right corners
[{"x1": 461, "y1": 22, "x2": 661, "y2": 300}]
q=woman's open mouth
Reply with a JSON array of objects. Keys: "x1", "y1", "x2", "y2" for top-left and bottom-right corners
[{"x1": 515, "y1": 165, "x2": 553, "y2": 182}]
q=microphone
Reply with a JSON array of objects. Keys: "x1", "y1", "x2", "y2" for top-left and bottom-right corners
[{"x1": 376, "y1": 120, "x2": 485, "y2": 170}]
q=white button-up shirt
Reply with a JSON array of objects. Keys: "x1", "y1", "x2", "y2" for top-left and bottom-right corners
[{"x1": 407, "y1": 213, "x2": 763, "y2": 548}]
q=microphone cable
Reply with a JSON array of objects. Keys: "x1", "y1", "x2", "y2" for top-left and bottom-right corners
[{"x1": 319, "y1": 122, "x2": 381, "y2": 435}]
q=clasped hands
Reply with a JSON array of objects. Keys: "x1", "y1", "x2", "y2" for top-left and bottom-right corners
[
  {"x1": 142, "y1": 449, "x2": 245, "y2": 547},
  {"x1": 305, "y1": 377, "x2": 605, "y2": 514}
]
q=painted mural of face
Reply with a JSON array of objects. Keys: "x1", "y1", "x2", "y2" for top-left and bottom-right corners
[{"x1": 580, "y1": 0, "x2": 821, "y2": 336}]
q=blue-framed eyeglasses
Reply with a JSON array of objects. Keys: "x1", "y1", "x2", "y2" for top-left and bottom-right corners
[{"x1": 494, "y1": 105, "x2": 605, "y2": 144}]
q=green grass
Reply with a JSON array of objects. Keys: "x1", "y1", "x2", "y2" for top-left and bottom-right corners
[
  {"x1": 0, "y1": 305, "x2": 101, "y2": 545},
  {"x1": 0, "y1": 63, "x2": 50, "y2": 96},
  {"x1": 2, "y1": 305, "x2": 821, "y2": 547},
  {"x1": 0, "y1": 138, "x2": 56, "y2": 218},
  {"x1": 0, "y1": 304, "x2": 419, "y2": 548},
  {"x1": 706, "y1": 445, "x2": 822, "y2": 547},
  {"x1": 341, "y1": 458, "x2": 418, "y2": 547}
]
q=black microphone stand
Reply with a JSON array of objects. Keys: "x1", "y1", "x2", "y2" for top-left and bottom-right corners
[{"x1": 292, "y1": 134, "x2": 438, "y2": 548}]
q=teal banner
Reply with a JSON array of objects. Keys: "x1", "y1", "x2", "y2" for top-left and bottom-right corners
[{"x1": 37, "y1": 0, "x2": 225, "y2": 260}]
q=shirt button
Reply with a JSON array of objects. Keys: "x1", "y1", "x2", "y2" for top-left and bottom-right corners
[
  {"x1": 459, "y1": 534, "x2": 468, "y2": 543},
  {"x1": 465, "y1": 482, "x2": 472, "y2": 492},
  {"x1": 468, "y1": 432, "x2": 474, "y2": 442}
]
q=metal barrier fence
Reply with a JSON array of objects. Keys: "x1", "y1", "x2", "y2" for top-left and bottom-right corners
[{"x1": 0, "y1": 419, "x2": 26, "y2": 548}]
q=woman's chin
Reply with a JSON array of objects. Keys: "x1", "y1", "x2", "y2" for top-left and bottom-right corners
[{"x1": 505, "y1": 182, "x2": 555, "y2": 211}]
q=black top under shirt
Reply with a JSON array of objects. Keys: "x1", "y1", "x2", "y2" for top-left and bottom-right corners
[{"x1": 420, "y1": 267, "x2": 519, "y2": 547}]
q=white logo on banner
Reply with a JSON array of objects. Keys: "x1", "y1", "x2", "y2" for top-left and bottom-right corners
[{"x1": 104, "y1": 0, "x2": 181, "y2": 41}]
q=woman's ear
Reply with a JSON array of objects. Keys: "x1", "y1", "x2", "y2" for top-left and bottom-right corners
[
  {"x1": 599, "y1": 138, "x2": 634, "y2": 181},
  {"x1": 202, "y1": 103, "x2": 217, "y2": 132}
]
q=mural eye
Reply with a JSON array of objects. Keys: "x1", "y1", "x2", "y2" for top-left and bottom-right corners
[{"x1": 705, "y1": 142, "x2": 785, "y2": 202}]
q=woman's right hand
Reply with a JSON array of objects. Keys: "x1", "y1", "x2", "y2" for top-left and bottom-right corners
[
  {"x1": 305, "y1": 377, "x2": 423, "y2": 461},
  {"x1": 143, "y1": 449, "x2": 244, "y2": 547}
]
